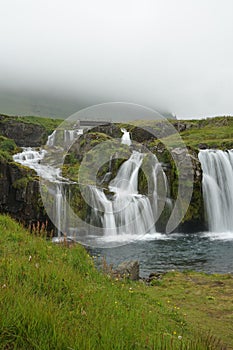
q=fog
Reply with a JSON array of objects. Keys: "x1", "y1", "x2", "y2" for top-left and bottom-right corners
[{"x1": 1, "y1": 0, "x2": 233, "y2": 119}]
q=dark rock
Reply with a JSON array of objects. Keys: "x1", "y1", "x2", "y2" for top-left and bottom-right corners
[
  {"x1": 0, "y1": 117, "x2": 47, "y2": 147},
  {"x1": 198, "y1": 143, "x2": 208, "y2": 149},
  {"x1": 113, "y1": 260, "x2": 140, "y2": 281},
  {"x1": 0, "y1": 160, "x2": 52, "y2": 229}
]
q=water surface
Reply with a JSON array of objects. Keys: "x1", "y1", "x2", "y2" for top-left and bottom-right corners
[{"x1": 90, "y1": 232, "x2": 233, "y2": 277}]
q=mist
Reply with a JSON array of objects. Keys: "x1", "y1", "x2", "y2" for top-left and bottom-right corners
[{"x1": 1, "y1": 0, "x2": 233, "y2": 119}]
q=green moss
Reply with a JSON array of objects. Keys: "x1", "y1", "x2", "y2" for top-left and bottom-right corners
[{"x1": 12, "y1": 176, "x2": 33, "y2": 190}]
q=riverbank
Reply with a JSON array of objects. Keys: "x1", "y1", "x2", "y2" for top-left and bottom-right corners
[{"x1": 0, "y1": 214, "x2": 232, "y2": 349}]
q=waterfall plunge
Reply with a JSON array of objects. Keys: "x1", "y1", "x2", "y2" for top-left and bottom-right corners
[{"x1": 198, "y1": 150, "x2": 233, "y2": 232}]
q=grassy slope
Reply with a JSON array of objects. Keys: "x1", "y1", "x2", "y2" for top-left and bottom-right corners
[
  {"x1": 0, "y1": 215, "x2": 232, "y2": 350},
  {"x1": 129, "y1": 116, "x2": 233, "y2": 149},
  {"x1": 179, "y1": 117, "x2": 233, "y2": 149}
]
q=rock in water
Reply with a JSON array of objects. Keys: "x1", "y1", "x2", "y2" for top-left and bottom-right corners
[{"x1": 114, "y1": 260, "x2": 139, "y2": 281}]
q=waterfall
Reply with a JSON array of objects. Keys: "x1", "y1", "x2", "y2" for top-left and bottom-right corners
[
  {"x1": 13, "y1": 147, "x2": 62, "y2": 181},
  {"x1": 46, "y1": 131, "x2": 56, "y2": 146},
  {"x1": 46, "y1": 129, "x2": 83, "y2": 147},
  {"x1": 54, "y1": 183, "x2": 68, "y2": 237},
  {"x1": 13, "y1": 127, "x2": 83, "y2": 237},
  {"x1": 198, "y1": 149, "x2": 233, "y2": 232},
  {"x1": 13, "y1": 126, "x2": 169, "y2": 242},
  {"x1": 86, "y1": 151, "x2": 167, "y2": 237},
  {"x1": 121, "y1": 128, "x2": 131, "y2": 146}
]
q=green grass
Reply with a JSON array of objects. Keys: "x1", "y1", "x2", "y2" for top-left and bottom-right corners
[
  {"x1": 0, "y1": 215, "x2": 231, "y2": 349},
  {"x1": 124, "y1": 116, "x2": 233, "y2": 149}
]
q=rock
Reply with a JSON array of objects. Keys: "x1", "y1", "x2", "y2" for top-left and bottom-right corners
[
  {"x1": 198, "y1": 143, "x2": 208, "y2": 149},
  {"x1": 0, "y1": 116, "x2": 47, "y2": 147},
  {"x1": 0, "y1": 160, "x2": 52, "y2": 230},
  {"x1": 113, "y1": 260, "x2": 140, "y2": 281}
]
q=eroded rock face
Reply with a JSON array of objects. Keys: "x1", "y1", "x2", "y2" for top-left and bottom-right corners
[
  {"x1": 0, "y1": 115, "x2": 47, "y2": 147},
  {"x1": 0, "y1": 160, "x2": 50, "y2": 228}
]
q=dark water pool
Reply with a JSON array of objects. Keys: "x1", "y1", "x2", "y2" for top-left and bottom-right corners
[{"x1": 90, "y1": 232, "x2": 233, "y2": 277}]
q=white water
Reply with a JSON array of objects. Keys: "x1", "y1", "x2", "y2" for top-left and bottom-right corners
[
  {"x1": 46, "y1": 129, "x2": 83, "y2": 147},
  {"x1": 13, "y1": 147, "x2": 62, "y2": 182},
  {"x1": 87, "y1": 151, "x2": 167, "y2": 238},
  {"x1": 13, "y1": 127, "x2": 83, "y2": 237},
  {"x1": 121, "y1": 128, "x2": 131, "y2": 146},
  {"x1": 198, "y1": 149, "x2": 233, "y2": 233}
]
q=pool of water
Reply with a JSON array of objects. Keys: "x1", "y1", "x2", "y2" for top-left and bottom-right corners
[{"x1": 90, "y1": 232, "x2": 233, "y2": 277}]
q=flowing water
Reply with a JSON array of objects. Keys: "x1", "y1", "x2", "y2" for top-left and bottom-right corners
[{"x1": 198, "y1": 150, "x2": 233, "y2": 232}]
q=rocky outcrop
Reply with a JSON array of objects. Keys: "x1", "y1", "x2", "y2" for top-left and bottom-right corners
[
  {"x1": 0, "y1": 115, "x2": 47, "y2": 147},
  {"x1": 0, "y1": 159, "x2": 51, "y2": 229}
]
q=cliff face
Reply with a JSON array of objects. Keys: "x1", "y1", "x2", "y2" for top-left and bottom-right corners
[
  {"x1": 0, "y1": 159, "x2": 50, "y2": 229},
  {"x1": 0, "y1": 115, "x2": 47, "y2": 147}
]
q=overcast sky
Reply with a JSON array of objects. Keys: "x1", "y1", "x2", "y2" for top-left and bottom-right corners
[{"x1": 1, "y1": 0, "x2": 233, "y2": 119}]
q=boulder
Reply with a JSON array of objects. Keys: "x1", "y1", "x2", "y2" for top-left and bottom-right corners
[{"x1": 113, "y1": 260, "x2": 140, "y2": 281}]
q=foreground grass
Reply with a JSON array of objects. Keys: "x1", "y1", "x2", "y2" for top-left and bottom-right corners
[{"x1": 0, "y1": 215, "x2": 232, "y2": 349}]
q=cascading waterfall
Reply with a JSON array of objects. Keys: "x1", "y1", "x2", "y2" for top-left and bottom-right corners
[
  {"x1": 13, "y1": 126, "x2": 169, "y2": 241},
  {"x1": 86, "y1": 151, "x2": 167, "y2": 237},
  {"x1": 13, "y1": 127, "x2": 82, "y2": 237},
  {"x1": 198, "y1": 149, "x2": 233, "y2": 232}
]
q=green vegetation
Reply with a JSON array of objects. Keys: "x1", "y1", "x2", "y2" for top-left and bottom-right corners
[
  {"x1": 0, "y1": 114, "x2": 62, "y2": 134},
  {"x1": 0, "y1": 215, "x2": 232, "y2": 349},
  {"x1": 0, "y1": 136, "x2": 19, "y2": 162},
  {"x1": 12, "y1": 176, "x2": 34, "y2": 190},
  {"x1": 179, "y1": 116, "x2": 233, "y2": 149},
  {"x1": 131, "y1": 116, "x2": 233, "y2": 149}
]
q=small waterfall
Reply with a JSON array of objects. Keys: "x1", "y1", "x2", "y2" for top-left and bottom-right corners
[
  {"x1": 13, "y1": 147, "x2": 62, "y2": 181},
  {"x1": 109, "y1": 151, "x2": 143, "y2": 194},
  {"x1": 54, "y1": 183, "x2": 68, "y2": 237},
  {"x1": 46, "y1": 129, "x2": 83, "y2": 148},
  {"x1": 121, "y1": 128, "x2": 131, "y2": 146},
  {"x1": 13, "y1": 128, "x2": 83, "y2": 237},
  {"x1": 13, "y1": 147, "x2": 46, "y2": 163},
  {"x1": 46, "y1": 131, "x2": 56, "y2": 146},
  {"x1": 198, "y1": 150, "x2": 233, "y2": 232}
]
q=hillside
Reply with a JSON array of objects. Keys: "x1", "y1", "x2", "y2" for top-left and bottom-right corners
[{"x1": 0, "y1": 214, "x2": 232, "y2": 349}]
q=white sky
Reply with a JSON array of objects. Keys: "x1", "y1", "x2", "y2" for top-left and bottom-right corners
[{"x1": 1, "y1": 0, "x2": 233, "y2": 118}]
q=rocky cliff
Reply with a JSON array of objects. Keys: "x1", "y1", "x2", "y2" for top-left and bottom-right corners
[
  {"x1": 0, "y1": 114, "x2": 54, "y2": 147},
  {"x1": 0, "y1": 159, "x2": 51, "y2": 229}
]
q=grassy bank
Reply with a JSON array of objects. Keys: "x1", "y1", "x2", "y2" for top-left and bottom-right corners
[{"x1": 0, "y1": 215, "x2": 232, "y2": 349}]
